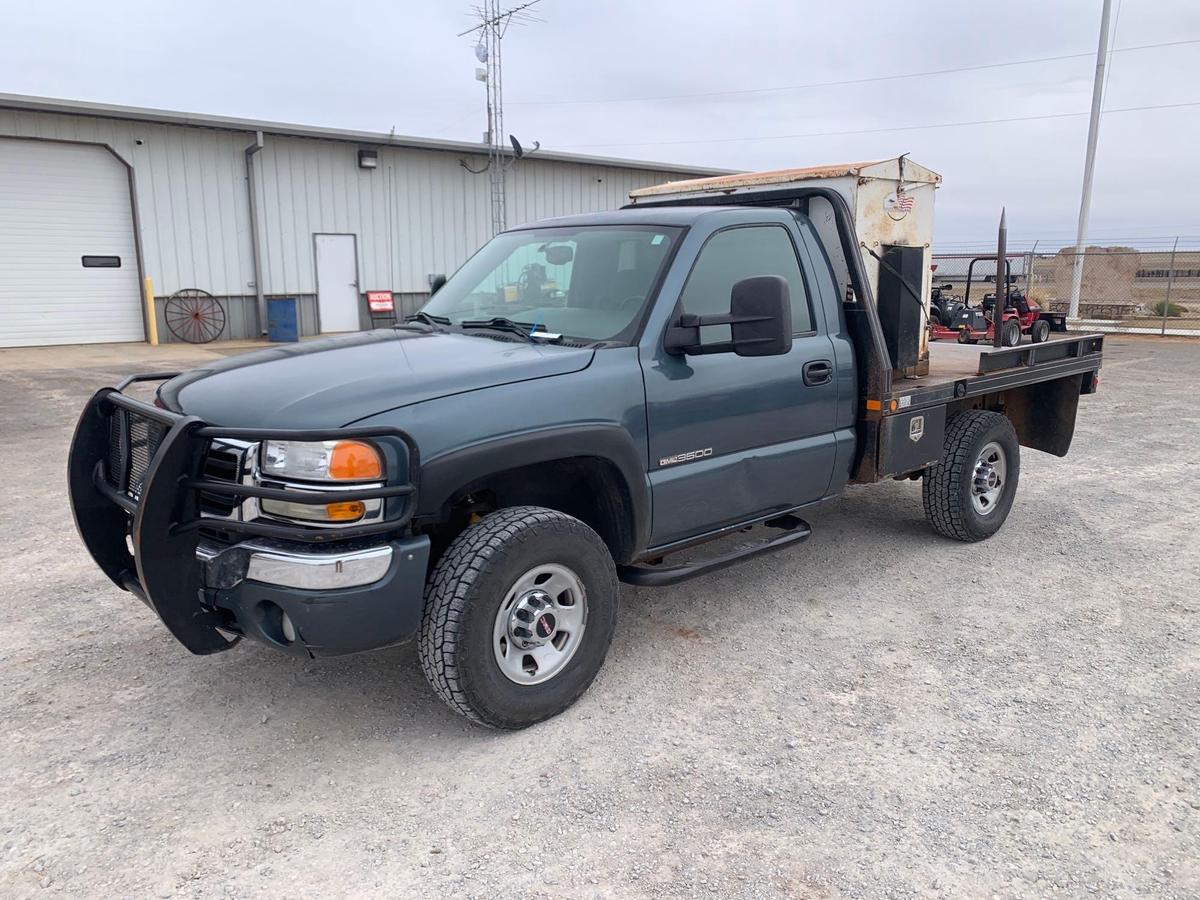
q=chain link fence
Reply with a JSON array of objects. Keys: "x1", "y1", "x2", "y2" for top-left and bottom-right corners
[{"x1": 931, "y1": 242, "x2": 1200, "y2": 336}]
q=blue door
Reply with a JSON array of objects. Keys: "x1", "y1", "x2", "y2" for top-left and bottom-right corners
[{"x1": 641, "y1": 223, "x2": 839, "y2": 547}]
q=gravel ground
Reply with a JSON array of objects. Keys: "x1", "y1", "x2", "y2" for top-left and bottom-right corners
[{"x1": 0, "y1": 336, "x2": 1196, "y2": 898}]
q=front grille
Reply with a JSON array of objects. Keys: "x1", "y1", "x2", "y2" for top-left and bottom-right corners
[
  {"x1": 106, "y1": 408, "x2": 168, "y2": 499},
  {"x1": 199, "y1": 445, "x2": 243, "y2": 517}
]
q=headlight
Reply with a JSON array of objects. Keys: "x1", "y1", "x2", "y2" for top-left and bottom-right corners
[{"x1": 260, "y1": 440, "x2": 383, "y2": 482}]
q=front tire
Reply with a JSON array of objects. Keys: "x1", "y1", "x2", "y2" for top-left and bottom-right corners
[
  {"x1": 418, "y1": 506, "x2": 619, "y2": 729},
  {"x1": 922, "y1": 411, "x2": 1020, "y2": 542},
  {"x1": 1031, "y1": 318, "x2": 1051, "y2": 343}
]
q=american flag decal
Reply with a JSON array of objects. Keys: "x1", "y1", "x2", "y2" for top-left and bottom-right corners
[{"x1": 885, "y1": 190, "x2": 915, "y2": 219}]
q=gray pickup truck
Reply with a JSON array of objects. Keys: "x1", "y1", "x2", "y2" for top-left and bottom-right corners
[{"x1": 69, "y1": 163, "x2": 1102, "y2": 728}]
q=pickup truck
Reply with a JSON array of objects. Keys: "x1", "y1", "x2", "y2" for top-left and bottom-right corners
[{"x1": 68, "y1": 161, "x2": 1102, "y2": 729}]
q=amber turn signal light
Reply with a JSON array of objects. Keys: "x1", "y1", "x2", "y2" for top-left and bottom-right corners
[
  {"x1": 328, "y1": 441, "x2": 383, "y2": 480},
  {"x1": 260, "y1": 497, "x2": 367, "y2": 523},
  {"x1": 324, "y1": 500, "x2": 367, "y2": 521}
]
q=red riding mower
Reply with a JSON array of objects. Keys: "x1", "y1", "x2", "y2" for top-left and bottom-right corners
[{"x1": 929, "y1": 257, "x2": 1067, "y2": 346}]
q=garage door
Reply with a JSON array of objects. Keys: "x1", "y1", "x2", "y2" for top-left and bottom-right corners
[{"x1": 0, "y1": 139, "x2": 144, "y2": 347}]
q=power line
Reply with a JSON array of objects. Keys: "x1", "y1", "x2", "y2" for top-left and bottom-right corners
[
  {"x1": 511, "y1": 37, "x2": 1200, "y2": 107},
  {"x1": 557, "y1": 100, "x2": 1200, "y2": 149}
]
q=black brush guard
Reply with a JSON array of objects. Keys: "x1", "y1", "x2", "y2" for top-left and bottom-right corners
[{"x1": 67, "y1": 373, "x2": 419, "y2": 655}]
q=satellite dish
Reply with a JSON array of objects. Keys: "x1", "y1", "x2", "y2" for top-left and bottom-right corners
[
  {"x1": 509, "y1": 135, "x2": 540, "y2": 160},
  {"x1": 474, "y1": 43, "x2": 488, "y2": 63}
]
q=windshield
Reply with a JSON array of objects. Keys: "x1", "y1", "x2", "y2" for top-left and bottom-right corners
[{"x1": 421, "y1": 225, "x2": 682, "y2": 342}]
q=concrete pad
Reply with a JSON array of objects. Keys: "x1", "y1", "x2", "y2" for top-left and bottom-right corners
[{"x1": 0, "y1": 339, "x2": 271, "y2": 373}]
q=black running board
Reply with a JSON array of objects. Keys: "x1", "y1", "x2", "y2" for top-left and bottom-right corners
[{"x1": 617, "y1": 516, "x2": 812, "y2": 587}]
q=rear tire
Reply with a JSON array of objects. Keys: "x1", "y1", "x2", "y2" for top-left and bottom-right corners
[
  {"x1": 922, "y1": 411, "x2": 1020, "y2": 542},
  {"x1": 1002, "y1": 318, "x2": 1021, "y2": 346},
  {"x1": 1031, "y1": 318, "x2": 1051, "y2": 343},
  {"x1": 418, "y1": 506, "x2": 619, "y2": 729}
]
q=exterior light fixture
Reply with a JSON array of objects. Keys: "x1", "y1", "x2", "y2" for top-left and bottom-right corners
[{"x1": 358, "y1": 149, "x2": 378, "y2": 170}]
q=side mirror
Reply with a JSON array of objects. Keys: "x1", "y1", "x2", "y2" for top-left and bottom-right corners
[
  {"x1": 664, "y1": 275, "x2": 792, "y2": 357},
  {"x1": 429, "y1": 274, "x2": 447, "y2": 295}
]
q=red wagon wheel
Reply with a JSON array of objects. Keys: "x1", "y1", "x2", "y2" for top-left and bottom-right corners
[{"x1": 164, "y1": 289, "x2": 226, "y2": 344}]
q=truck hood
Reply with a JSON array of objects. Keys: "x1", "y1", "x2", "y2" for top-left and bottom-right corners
[{"x1": 161, "y1": 330, "x2": 594, "y2": 428}]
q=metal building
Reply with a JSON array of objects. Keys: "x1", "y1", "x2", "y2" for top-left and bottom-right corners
[{"x1": 0, "y1": 94, "x2": 722, "y2": 348}]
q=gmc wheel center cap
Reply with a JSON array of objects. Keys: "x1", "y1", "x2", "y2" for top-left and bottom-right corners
[{"x1": 508, "y1": 590, "x2": 556, "y2": 648}]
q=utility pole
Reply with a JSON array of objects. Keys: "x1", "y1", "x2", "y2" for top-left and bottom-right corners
[
  {"x1": 460, "y1": 0, "x2": 542, "y2": 236},
  {"x1": 1161, "y1": 236, "x2": 1179, "y2": 335},
  {"x1": 1025, "y1": 240, "x2": 1038, "y2": 298},
  {"x1": 1068, "y1": 0, "x2": 1113, "y2": 319},
  {"x1": 994, "y1": 208, "x2": 1008, "y2": 348}
]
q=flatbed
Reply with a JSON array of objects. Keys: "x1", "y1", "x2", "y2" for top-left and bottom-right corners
[{"x1": 890, "y1": 333, "x2": 1103, "y2": 409}]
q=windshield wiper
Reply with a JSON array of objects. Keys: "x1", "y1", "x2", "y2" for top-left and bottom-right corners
[
  {"x1": 404, "y1": 311, "x2": 450, "y2": 331},
  {"x1": 459, "y1": 317, "x2": 562, "y2": 343}
]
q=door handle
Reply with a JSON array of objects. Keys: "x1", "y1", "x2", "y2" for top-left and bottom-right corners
[{"x1": 803, "y1": 360, "x2": 833, "y2": 386}]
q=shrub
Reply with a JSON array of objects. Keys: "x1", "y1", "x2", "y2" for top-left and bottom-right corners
[{"x1": 1151, "y1": 300, "x2": 1188, "y2": 317}]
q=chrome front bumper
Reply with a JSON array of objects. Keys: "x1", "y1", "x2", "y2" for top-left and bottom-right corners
[
  {"x1": 196, "y1": 535, "x2": 431, "y2": 656},
  {"x1": 197, "y1": 540, "x2": 397, "y2": 590}
]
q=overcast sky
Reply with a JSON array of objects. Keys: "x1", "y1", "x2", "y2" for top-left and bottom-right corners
[{"x1": 3, "y1": 0, "x2": 1198, "y2": 248}]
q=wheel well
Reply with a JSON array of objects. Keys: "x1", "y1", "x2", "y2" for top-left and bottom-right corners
[
  {"x1": 430, "y1": 456, "x2": 638, "y2": 565},
  {"x1": 944, "y1": 374, "x2": 1083, "y2": 458}
]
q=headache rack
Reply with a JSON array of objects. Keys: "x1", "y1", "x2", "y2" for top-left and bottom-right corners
[{"x1": 67, "y1": 373, "x2": 420, "y2": 655}]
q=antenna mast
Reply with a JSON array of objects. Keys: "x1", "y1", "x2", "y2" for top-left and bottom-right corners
[{"x1": 460, "y1": 0, "x2": 543, "y2": 236}]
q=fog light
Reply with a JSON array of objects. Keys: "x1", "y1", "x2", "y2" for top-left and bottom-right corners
[
  {"x1": 260, "y1": 498, "x2": 366, "y2": 523},
  {"x1": 324, "y1": 500, "x2": 367, "y2": 521},
  {"x1": 280, "y1": 612, "x2": 297, "y2": 643}
]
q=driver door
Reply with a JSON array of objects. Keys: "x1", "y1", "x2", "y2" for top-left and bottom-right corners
[{"x1": 641, "y1": 224, "x2": 839, "y2": 547}]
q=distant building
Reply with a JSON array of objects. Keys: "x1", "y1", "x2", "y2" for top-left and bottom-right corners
[
  {"x1": 934, "y1": 246, "x2": 1199, "y2": 319},
  {"x1": 0, "y1": 94, "x2": 723, "y2": 347}
]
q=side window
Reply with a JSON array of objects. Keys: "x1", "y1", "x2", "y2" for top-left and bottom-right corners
[{"x1": 678, "y1": 225, "x2": 813, "y2": 341}]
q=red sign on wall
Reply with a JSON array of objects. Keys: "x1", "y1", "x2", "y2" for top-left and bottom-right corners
[{"x1": 366, "y1": 290, "x2": 394, "y2": 313}]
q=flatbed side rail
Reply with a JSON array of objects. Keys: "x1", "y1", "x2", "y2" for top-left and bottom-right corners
[
  {"x1": 886, "y1": 334, "x2": 1103, "y2": 412},
  {"x1": 975, "y1": 333, "x2": 1103, "y2": 375},
  {"x1": 67, "y1": 373, "x2": 420, "y2": 654}
]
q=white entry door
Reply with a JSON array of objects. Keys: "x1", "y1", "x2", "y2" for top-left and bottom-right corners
[{"x1": 314, "y1": 234, "x2": 360, "y2": 333}]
